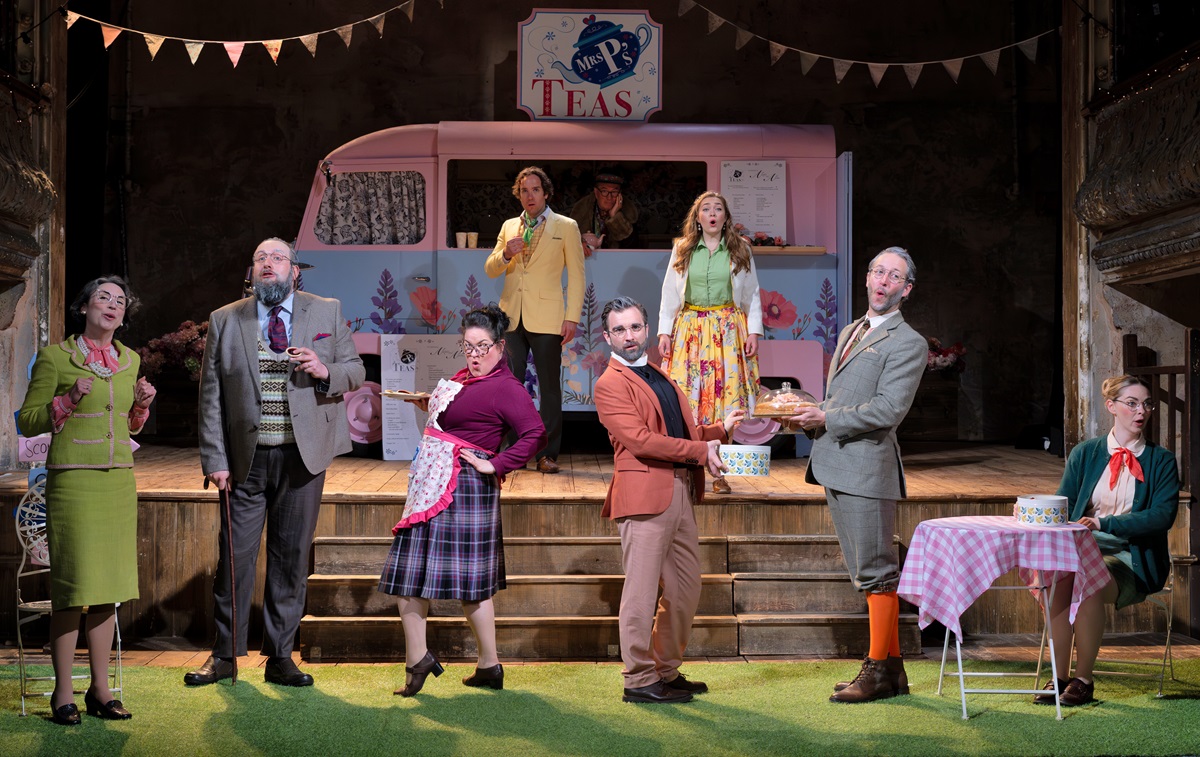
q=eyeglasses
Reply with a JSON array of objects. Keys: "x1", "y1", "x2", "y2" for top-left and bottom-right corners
[
  {"x1": 605, "y1": 323, "x2": 646, "y2": 337},
  {"x1": 252, "y1": 252, "x2": 296, "y2": 265},
  {"x1": 1114, "y1": 398, "x2": 1154, "y2": 413},
  {"x1": 868, "y1": 267, "x2": 909, "y2": 285},
  {"x1": 459, "y1": 341, "x2": 496, "y2": 356},
  {"x1": 596, "y1": 188, "x2": 621, "y2": 198},
  {"x1": 93, "y1": 292, "x2": 127, "y2": 309}
]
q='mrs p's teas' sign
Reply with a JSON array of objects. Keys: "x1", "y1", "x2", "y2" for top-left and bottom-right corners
[{"x1": 518, "y1": 10, "x2": 662, "y2": 121}]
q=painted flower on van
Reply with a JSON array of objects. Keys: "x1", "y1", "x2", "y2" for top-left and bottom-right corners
[
  {"x1": 458, "y1": 275, "x2": 485, "y2": 319},
  {"x1": 581, "y1": 349, "x2": 609, "y2": 375},
  {"x1": 370, "y1": 269, "x2": 404, "y2": 333},
  {"x1": 812, "y1": 278, "x2": 838, "y2": 354},
  {"x1": 761, "y1": 289, "x2": 797, "y2": 338},
  {"x1": 410, "y1": 286, "x2": 442, "y2": 328}
]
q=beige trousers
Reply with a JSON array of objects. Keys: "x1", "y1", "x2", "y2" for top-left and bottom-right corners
[{"x1": 617, "y1": 469, "x2": 701, "y2": 688}]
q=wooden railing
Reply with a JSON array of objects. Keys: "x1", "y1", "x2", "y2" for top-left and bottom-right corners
[{"x1": 1122, "y1": 329, "x2": 1200, "y2": 492}]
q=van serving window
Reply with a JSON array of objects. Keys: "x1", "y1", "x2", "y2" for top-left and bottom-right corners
[{"x1": 314, "y1": 170, "x2": 427, "y2": 245}]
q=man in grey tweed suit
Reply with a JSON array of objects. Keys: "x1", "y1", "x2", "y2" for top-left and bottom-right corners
[
  {"x1": 792, "y1": 246, "x2": 925, "y2": 704},
  {"x1": 186, "y1": 237, "x2": 364, "y2": 689}
]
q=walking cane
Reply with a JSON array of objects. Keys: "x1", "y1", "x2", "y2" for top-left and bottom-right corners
[{"x1": 206, "y1": 477, "x2": 238, "y2": 684}]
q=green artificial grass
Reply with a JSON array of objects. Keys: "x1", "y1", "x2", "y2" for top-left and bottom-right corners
[{"x1": 2, "y1": 659, "x2": 1199, "y2": 756}]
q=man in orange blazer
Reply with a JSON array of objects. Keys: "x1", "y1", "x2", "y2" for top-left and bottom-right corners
[
  {"x1": 485, "y1": 166, "x2": 586, "y2": 475},
  {"x1": 594, "y1": 296, "x2": 742, "y2": 704}
]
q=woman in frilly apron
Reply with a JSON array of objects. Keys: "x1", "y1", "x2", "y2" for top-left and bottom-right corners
[{"x1": 378, "y1": 305, "x2": 546, "y2": 697}]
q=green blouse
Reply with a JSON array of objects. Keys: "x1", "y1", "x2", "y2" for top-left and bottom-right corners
[{"x1": 684, "y1": 240, "x2": 733, "y2": 307}]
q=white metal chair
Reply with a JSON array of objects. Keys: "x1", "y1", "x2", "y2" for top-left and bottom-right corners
[
  {"x1": 1034, "y1": 555, "x2": 1194, "y2": 698},
  {"x1": 14, "y1": 476, "x2": 123, "y2": 716}
]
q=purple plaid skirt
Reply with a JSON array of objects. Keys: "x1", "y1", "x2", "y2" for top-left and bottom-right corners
[{"x1": 377, "y1": 456, "x2": 505, "y2": 601}]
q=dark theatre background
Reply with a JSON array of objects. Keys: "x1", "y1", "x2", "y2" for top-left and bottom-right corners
[{"x1": 63, "y1": 0, "x2": 1061, "y2": 443}]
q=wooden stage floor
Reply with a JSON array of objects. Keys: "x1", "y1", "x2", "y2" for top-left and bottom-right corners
[{"x1": 14, "y1": 440, "x2": 1068, "y2": 502}]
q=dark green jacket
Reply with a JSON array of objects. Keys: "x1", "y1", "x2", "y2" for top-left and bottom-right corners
[{"x1": 1056, "y1": 436, "x2": 1179, "y2": 594}]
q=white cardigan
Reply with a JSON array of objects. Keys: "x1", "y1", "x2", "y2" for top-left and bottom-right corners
[{"x1": 658, "y1": 243, "x2": 763, "y2": 336}]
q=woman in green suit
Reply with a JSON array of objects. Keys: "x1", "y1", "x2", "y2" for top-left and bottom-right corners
[
  {"x1": 18, "y1": 276, "x2": 156, "y2": 725},
  {"x1": 1037, "y1": 375, "x2": 1179, "y2": 708}
]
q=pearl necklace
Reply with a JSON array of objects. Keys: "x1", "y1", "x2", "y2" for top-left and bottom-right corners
[{"x1": 76, "y1": 335, "x2": 117, "y2": 379}]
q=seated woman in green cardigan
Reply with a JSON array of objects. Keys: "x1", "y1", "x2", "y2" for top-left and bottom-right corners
[{"x1": 1036, "y1": 375, "x2": 1179, "y2": 707}]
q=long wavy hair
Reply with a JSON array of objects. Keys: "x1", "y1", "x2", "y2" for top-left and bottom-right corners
[{"x1": 671, "y1": 191, "x2": 753, "y2": 276}]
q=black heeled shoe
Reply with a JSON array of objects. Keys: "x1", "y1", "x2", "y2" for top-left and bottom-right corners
[
  {"x1": 463, "y1": 663, "x2": 504, "y2": 690},
  {"x1": 394, "y1": 650, "x2": 444, "y2": 697},
  {"x1": 85, "y1": 689, "x2": 132, "y2": 720},
  {"x1": 51, "y1": 702, "x2": 81, "y2": 726}
]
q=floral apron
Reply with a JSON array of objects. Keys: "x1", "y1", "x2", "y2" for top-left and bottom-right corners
[{"x1": 391, "y1": 377, "x2": 492, "y2": 533}]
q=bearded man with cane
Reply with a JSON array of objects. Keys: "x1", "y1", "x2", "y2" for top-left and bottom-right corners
[{"x1": 186, "y1": 237, "x2": 363, "y2": 687}]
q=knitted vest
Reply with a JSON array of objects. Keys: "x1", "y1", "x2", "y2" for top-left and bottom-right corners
[{"x1": 257, "y1": 342, "x2": 295, "y2": 446}]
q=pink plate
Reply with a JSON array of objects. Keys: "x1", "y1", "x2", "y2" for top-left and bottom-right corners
[
  {"x1": 733, "y1": 416, "x2": 780, "y2": 445},
  {"x1": 344, "y1": 381, "x2": 382, "y2": 444}
]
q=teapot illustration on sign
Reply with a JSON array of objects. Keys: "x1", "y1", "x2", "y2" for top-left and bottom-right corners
[{"x1": 550, "y1": 16, "x2": 653, "y2": 88}]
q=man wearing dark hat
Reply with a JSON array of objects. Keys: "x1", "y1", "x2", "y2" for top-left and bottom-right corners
[{"x1": 570, "y1": 171, "x2": 639, "y2": 256}]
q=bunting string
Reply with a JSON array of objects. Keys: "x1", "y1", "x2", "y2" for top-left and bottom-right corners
[
  {"x1": 679, "y1": 0, "x2": 1057, "y2": 85},
  {"x1": 63, "y1": 0, "x2": 442, "y2": 66}
]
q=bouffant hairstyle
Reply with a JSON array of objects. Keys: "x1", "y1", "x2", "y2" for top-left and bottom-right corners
[
  {"x1": 70, "y1": 275, "x2": 140, "y2": 332},
  {"x1": 1100, "y1": 375, "x2": 1149, "y2": 401},
  {"x1": 461, "y1": 304, "x2": 511, "y2": 344}
]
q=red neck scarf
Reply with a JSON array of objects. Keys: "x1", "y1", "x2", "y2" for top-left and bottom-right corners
[
  {"x1": 1107, "y1": 447, "x2": 1144, "y2": 490},
  {"x1": 81, "y1": 336, "x2": 120, "y2": 374}
]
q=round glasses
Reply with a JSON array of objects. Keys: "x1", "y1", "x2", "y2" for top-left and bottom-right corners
[{"x1": 1114, "y1": 398, "x2": 1154, "y2": 413}]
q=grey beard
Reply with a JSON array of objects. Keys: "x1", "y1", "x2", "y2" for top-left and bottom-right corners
[{"x1": 254, "y1": 279, "x2": 292, "y2": 306}]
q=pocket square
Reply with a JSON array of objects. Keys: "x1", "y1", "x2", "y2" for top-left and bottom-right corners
[{"x1": 314, "y1": 333, "x2": 332, "y2": 341}]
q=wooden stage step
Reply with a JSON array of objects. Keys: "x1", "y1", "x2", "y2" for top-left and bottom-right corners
[
  {"x1": 312, "y1": 535, "x2": 730, "y2": 575},
  {"x1": 298, "y1": 613, "x2": 922, "y2": 662},
  {"x1": 307, "y1": 574, "x2": 735, "y2": 617}
]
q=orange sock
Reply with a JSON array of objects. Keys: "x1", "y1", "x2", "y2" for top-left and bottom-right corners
[{"x1": 866, "y1": 591, "x2": 900, "y2": 661}]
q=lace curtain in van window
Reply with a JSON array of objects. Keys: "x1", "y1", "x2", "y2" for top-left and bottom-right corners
[{"x1": 314, "y1": 171, "x2": 427, "y2": 245}]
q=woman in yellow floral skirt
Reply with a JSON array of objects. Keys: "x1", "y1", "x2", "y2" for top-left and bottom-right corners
[{"x1": 657, "y1": 191, "x2": 761, "y2": 493}]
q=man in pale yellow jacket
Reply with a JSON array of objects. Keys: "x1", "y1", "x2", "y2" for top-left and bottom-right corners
[{"x1": 484, "y1": 166, "x2": 586, "y2": 473}]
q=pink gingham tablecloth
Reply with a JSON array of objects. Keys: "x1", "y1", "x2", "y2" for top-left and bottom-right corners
[{"x1": 897, "y1": 515, "x2": 1112, "y2": 637}]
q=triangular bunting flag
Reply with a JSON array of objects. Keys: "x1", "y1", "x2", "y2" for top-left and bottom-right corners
[
  {"x1": 867, "y1": 63, "x2": 888, "y2": 87},
  {"x1": 66, "y1": 11, "x2": 79, "y2": 29},
  {"x1": 980, "y1": 50, "x2": 1001, "y2": 75},
  {"x1": 679, "y1": 0, "x2": 697, "y2": 15},
  {"x1": 263, "y1": 40, "x2": 282, "y2": 63},
  {"x1": 800, "y1": 52, "x2": 819, "y2": 75},
  {"x1": 769, "y1": 42, "x2": 787, "y2": 66},
  {"x1": 224, "y1": 42, "x2": 245, "y2": 67},
  {"x1": 300, "y1": 34, "x2": 319, "y2": 57},
  {"x1": 100, "y1": 25, "x2": 123, "y2": 49},
  {"x1": 144, "y1": 35, "x2": 166, "y2": 60},
  {"x1": 402, "y1": 1, "x2": 415, "y2": 22},
  {"x1": 1017, "y1": 38, "x2": 1038, "y2": 62},
  {"x1": 942, "y1": 58, "x2": 963, "y2": 83},
  {"x1": 370, "y1": 13, "x2": 387, "y2": 34},
  {"x1": 903, "y1": 63, "x2": 923, "y2": 88},
  {"x1": 734, "y1": 28, "x2": 753, "y2": 50},
  {"x1": 706, "y1": 11, "x2": 724, "y2": 34},
  {"x1": 833, "y1": 59, "x2": 853, "y2": 83},
  {"x1": 184, "y1": 41, "x2": 204, "y2": 65},
  {"x1": 336, "y1": 25, "x2": 354, "y2": 47}
]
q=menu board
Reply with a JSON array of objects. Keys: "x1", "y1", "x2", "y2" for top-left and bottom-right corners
[
  {"x1": 720, "y1": 161, "x2": 788, "y2": 241},
  {"x1": 379, "y1": 334, "x2": 465, "y2": 461}
]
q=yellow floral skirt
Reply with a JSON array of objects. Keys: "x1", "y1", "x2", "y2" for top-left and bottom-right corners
[{"x1": 665, "y1": 304, "x2": 760, "y2": 426}]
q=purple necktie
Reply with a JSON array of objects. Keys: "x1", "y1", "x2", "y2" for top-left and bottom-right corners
[{"x1": 268, "y1": 306, "x2": 288, "y2": 353}]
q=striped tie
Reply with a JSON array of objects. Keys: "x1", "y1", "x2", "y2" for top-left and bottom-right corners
[{"x1": 840, "y1": 320, "x2": 869, "y2": 365}]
